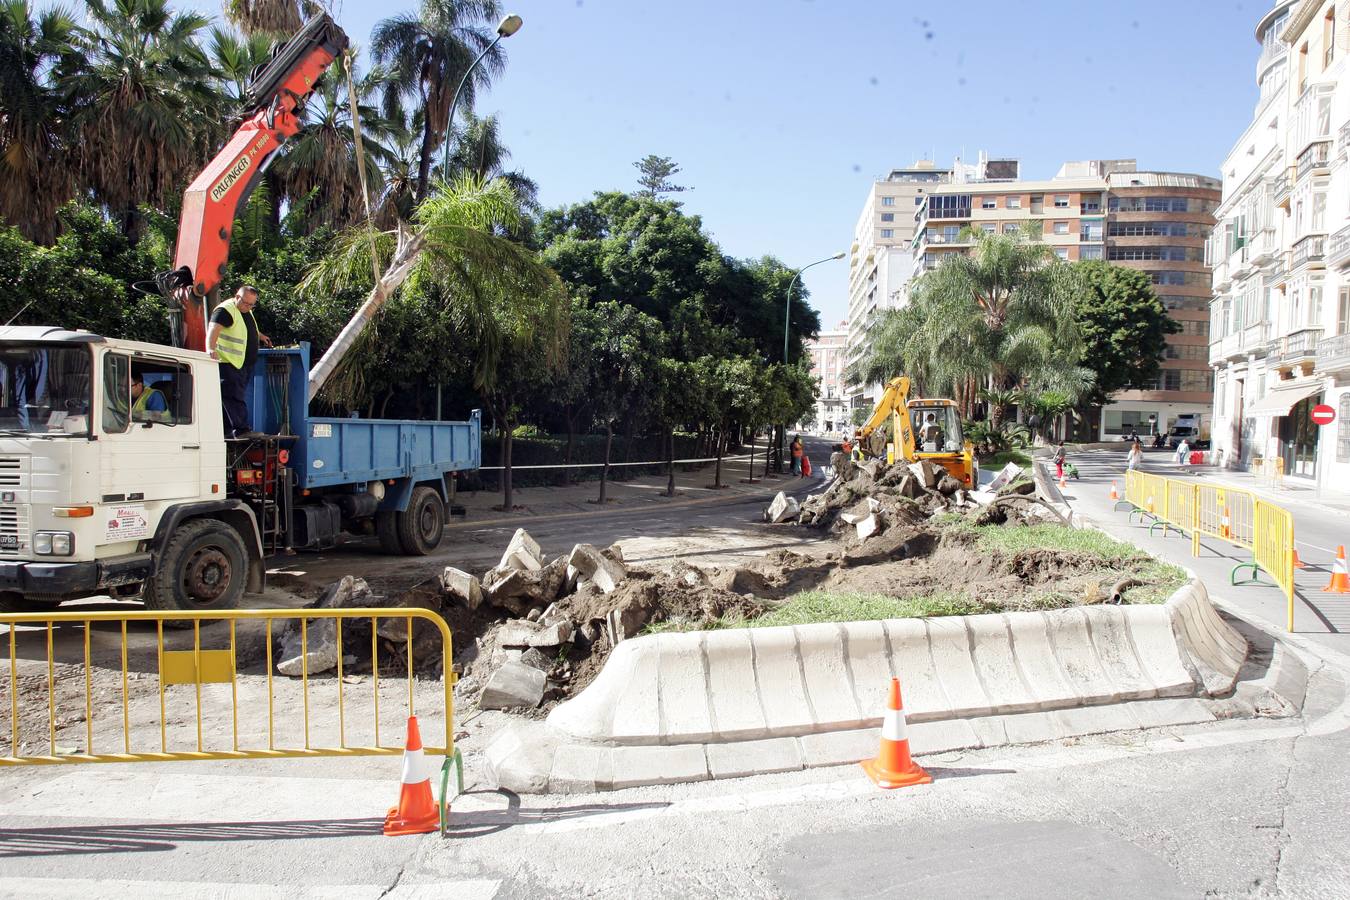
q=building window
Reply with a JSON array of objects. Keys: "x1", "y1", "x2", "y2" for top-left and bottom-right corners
[
  {"x1": 1313, "y1": 192, "x2": 1327, "y2": 232},
  {"x1": 1299, "y1": 41, "x2": 1308, "y2": 93},
  {"x1": 981, "y1": 198, "x2": 996, "y2": 209},
  {"x1": 1325, "y1": 8, "x2": 1336, "y2": 67},
  {"x1": 880, "y1": 213, "x2": 894, "y2": 222},
  {"x1": 1053, "y1": 247, "x2": 1069, "y2": 260},
  {"x1": 880, "y1": 229, "x2": 894, "y2": 238},
  {"x1": 943, "y1": 225, "x2": 960, "y2": 241},
  {"x1": 1053, "y1": 221, "x2": 1069, "y2": 235},
  {"x1": 1053, "y1": 195, "x2": 1070, "y2": 208},
  {"x1": 1310, "y1": 285, "x2": 1323, "y2": 326},
  {"x1": 981, "y1": 223, "x2": 996, "y2": 234},
  {"x1": 1339, "y1": 287, "x2": 1350, "y2": 333},
  {"x1": 929, "y1": 194, "x2": 972, "y2": 219},
  {"x1": 1002, "y1": 223, "x2": 1019, "y2": 234},
  {"x1": 915, "y1": 196, "x2": 924, "y2": 205},
  {"x1": 1080, "y1": 245, "x2": 1103, "y2": 260},
  {"x1": 882, "y1": 196, "x2": 895, "y2": 207},
  {"x1": 1005, "y1": 196, "x2": 1021, "y2": 209},
  {"x1": 1179, "y1": 320, "x2": 1209, "y2": 337},
  {"x1": 1179, "y1": 370, "x2": 1212, "y2": 392}
]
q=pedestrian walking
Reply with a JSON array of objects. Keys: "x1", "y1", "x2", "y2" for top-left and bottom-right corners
[
  {"x1": 1176, "y1": 437, "x2": 1191, "y2": 466},
  {"x1": 1127, "y1": 438, "x2": 1143, "y2": 471},
  {"x1": 790, "y1": 435, "x2": 804, "y2": 476},
  {"x1": 1054, "y1": 441, "x2": 1067, "y2": 480}
]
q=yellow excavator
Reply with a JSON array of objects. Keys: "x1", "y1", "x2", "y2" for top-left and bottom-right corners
[{"x1": 853, "y1": 376, "x2": 978, "y2": 488}]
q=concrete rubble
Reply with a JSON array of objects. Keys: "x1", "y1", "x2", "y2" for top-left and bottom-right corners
[
  {"x1": 276, "y1": 575, "x2": 369, "y2": 677},
  {"x1": 765, "y1": 491, "x2": 800, "y2": 524}
]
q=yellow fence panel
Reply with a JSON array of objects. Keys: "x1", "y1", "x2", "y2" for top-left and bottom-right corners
[
  {"x1": 1116, "y1": 468, "x2": 1297, "y2": 631},
  {"x1": 1, "y1": 608, "x2": 457, "y2": 773}
]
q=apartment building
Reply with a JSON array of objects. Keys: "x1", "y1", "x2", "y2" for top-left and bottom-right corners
[
  {"x1": 805, "y1": 320, "x2": 849, "y2": 432},
  {"x1": 1208, "y1": 0, "x2": 1349, "y2": 483},
  {"x1": 843, "y1": 162, "x2": 951, "y2": 415},
  {"x1": 911, "y1": 158, "x2": 1219, "y2": 438}
]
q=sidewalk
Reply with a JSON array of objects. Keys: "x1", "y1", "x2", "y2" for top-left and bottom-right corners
[{"x1": 451, "y1": 437, "x2": 830, "y2": 521}]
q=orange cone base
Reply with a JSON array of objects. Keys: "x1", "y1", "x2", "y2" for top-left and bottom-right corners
[
  {"x1": 861, "y1": 757, "x2": 932, "y2": 789},
  {"x1": 1325, "y1": 578, "x2": 1350, "y2": 594},
  {"x1": 384, "y1": 801, "x2": 440, "y2": 836}
]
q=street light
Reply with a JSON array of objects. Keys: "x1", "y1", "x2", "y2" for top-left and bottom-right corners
[
  {"x1": 441, "y1": 14, "x2": 524, "y2": 171},
  {"x1": 776, "y1": 251, "x2": 845, "y2": 472}
]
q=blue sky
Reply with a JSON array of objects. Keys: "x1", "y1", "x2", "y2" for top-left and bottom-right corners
[{"x1": 177, "y1": 0, "x2": 1265, "y2": 329}]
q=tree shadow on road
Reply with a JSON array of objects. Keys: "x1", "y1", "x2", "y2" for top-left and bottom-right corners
[
  {"x1": 443, "y1": 788, "x2": 670, "y2": 839},
  {"x1": 0, "y1": 816, "x2": 387, "y2": 857}
]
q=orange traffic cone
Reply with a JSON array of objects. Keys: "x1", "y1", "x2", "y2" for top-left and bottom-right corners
[
  {"x1": 1146, "y1": 494, "x2": 1155, "y2": 514},
  {"x1": 1221, "y1": 507, "x2": 1231, "y2": 540},
  {"x1": 1108, "y1": 480, "x2": 1119, "y2": 501},
  {"x1": 861, "y1": 677, "x2": 932, "y2": 790},
  {"x1": 1293, "y1": 548, "x2": 1307, "y2": 569},
  {"x1": 384, "y1": 716, "x2": 441, "y2": 836},
  {"x1": 1324, "y1": 546, "x2": 1350, "y2": 593}
]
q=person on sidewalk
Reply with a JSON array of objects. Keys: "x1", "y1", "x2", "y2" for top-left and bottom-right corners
[
  {"x1": 790, "y1": 435, "x2": 804, "y2": 475},
  {"x1": 207, "y1": 285, "x2": 272, "y2": 438},
  {"x1": 1127, "y1": 438, "x2": 1144, "y2": 471},
  {"x1": 1176, "y1": 437, "x2": 1191, "y2": 466},
  {"x1": 1054, "y1": 441, "x2": 1067, "y2": 480}
]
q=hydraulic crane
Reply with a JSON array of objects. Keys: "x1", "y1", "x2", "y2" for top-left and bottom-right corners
[{"x1": 157, "y1": 12, "x2": 349, "y2": 351}]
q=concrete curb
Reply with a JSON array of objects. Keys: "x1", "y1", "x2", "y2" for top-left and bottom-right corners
[{"x1": 483, "y1": 580, "x2": 1258, "y2": 793}]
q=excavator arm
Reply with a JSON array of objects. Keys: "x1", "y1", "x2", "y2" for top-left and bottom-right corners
[
  {"x1": 855, "y1": 376, "x2": 915, "y2": 463},
  {"x1": 159, "y1": 12, "x2": 349, "y2": 351}
]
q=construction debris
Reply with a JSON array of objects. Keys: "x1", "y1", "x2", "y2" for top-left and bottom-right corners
[
  {"x1": 765, "y1": 491, "x2": 801, "y2": 524},
  {"x1": 276, "y1": 575, "x2": 370, "y2": 677}
]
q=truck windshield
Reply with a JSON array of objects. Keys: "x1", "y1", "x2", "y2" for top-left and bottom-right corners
[
  {"x1": 0, "y1": 345, "x2": 92, "y2": 436},
  {"x1": 910, "y1": 404, "x2": 963, "y2": 453}
]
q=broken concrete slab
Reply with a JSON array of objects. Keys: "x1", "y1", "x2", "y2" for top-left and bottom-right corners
[
  {"x1": 766, "y1": 491, "x2": 800, "y2": 524},
  {"x1": 441, "y1": 566, "x2": 483, "y2": 610},
  {"x1": 907, "y1": 460, "x2": 939, "y2": 489},
  {"x1": 480, "y1": 662, "x2": 547, "y2": 710},
  {"x1": 277, "y1": 575, "x2": 366, "y2": 677},
  {"x1": 497, "y1": 620, "x2": 545, "y2": 648},
  {"x1": 568, "y1": 543, "x2": 627, "y2": 594},
  {"x1": 499, "y1": 528, "x2": 543, "y2": 573},
  {"x1": 855, "y1": 513, "x2": 881, "y2": 541},
  {"x1": 529, "y1": 619, "x2": 575, "y2": 648},
  {"x1": 988, "y1": 461, "x2": 1024, "y2": 492},
  {"x1": 936, "y1": 474, "x2": 962, "y2": 495}
]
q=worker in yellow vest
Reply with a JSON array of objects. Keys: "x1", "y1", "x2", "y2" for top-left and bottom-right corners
[{"x1": 206, "y1": 285, "x2": 271, "y2": 438}]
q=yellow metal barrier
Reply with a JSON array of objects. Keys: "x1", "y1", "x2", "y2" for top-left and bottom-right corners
[
  {"x1": 1117, "y1": 471, "x2": 1297, "y2": 630},
  {"x1": 1, "y1": 608, "x2": 457, "y2": 770}
]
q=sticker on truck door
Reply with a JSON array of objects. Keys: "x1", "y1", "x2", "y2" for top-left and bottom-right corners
[{"x1": 104, "y1": 506, "x2": 149, "y2": 541}]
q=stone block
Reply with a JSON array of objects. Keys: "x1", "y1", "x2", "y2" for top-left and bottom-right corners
[
  {"x1": 528, "y1": 619, "x2": 574, "y2": 648},
  {"x1": 568, "y1": 543, "x2": 627, "y2": 593},
  {"x1": 907, "y1": 460, "x2": 939, "y2": 489},
  {"x1": 766, "y1": 491, "x2": 800, "y2": 523},
  {"x1": 499, "y1": 528, "x2": 543, "y2": 572},
  {"x1": 704, "y1": 629, "x2": 768, "y2": 740},
  {"x1": 707, "y1": 737, "x2": 803, "y2": 779},
  {"x1": 497, "y1": 620, "x2": 543, "y2": 648},
  {"x1": 855, "y1": 513, "x2": 881, "y2": 541},
  {"x1": 479, "y1": 662, "x2": 547, "y2": 709},
  {"x1": 441, "y1": 566, "x2": 483, "y2": 610},
  {"x1": 276, "y1": 575, "x2": 367, "y2": 677},
  {"x1": 987, "y1": 461, "x2": 1023, "y2": 492},
  {"x1": 798, "y1": 728, "x2": 879, "y2": 769},
  {"x1": 549, "y1": 743, "x2": 614, "y2": 793},
  {"x1": 609, "y1": 745, "x2": 709, "y2": 789}
]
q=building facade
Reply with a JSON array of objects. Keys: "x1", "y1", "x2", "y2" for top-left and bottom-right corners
[
  {"x1": 843, "y1": 162, "x2": 950, "y2": 415},
  {"x1": 911, "y1": 158, "x2": 1219, "y2": 438},
  {"x1": 805, "y1": 320, "x2": 849, "y2": 432},
  {"x1": 1208, "y1": 0, "x2": 1350, "y2": 483}
]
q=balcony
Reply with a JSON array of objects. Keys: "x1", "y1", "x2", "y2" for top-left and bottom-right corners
[
  {"x1": 924, "y1": 232, "x2": 971, "y2": 246},
  {"x1": 1244, "y1": 321, "x2": 1270, "y2": 356},
  {"x1": 1340, "y1": 121, "x2": 1350, "y2": 160},
  {"x1": 1328, "y1": 224, "x2": 1350, "y2": 269},
  {"x1": 1291, "y1": 233, "x2": 1326, "y2": 269},
  {"x1": 1297, "y1": 140, "x2": 1332, "y2": 180},
  {"x1": 1248, "y1": 228, "x2": 1277, "y2": 265},
  {"x1": 1317, "y1": 332, "x2": 1350, "y2": 373},
  {"x1": 1271, "y1": 327, "x2": 1324, "y2": 367},
  {"x1": 1273, "y1": 170, "x2": 1292, "y2": 209},
  {"x1": 1212, "y1": 256, "x2": 1231, "y2": 293},
  {"x1": 1079, "y1": 204, "x2": 1101, "y2": 214}
]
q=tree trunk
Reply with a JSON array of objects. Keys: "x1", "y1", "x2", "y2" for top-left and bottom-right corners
[
  {"x1": 414, "y1": 114, "x2": 438, "y2": 203},
  {"x1": 598, "y1": 422, "x2": 614, "y2": 503},
  {"x1": 713, "y1": 431, "x2": 725, "y2": 488},
  {"x1": 666, "y1": 427, "x2": 676, "y2": 497},
  {"x1": 622, "y1": 410, "x2": 636, "y2": 465},
  {"x1": 563, "y1": 422, "x2": 576, "y2": 486},
  {"x1": 747, "y1": 429, "x2": 757, "y2": 483},
  {"x1": 501, "y1": 425, "x2": 514, "y2": 511}
]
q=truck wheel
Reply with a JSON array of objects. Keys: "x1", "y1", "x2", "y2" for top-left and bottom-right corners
[
  {"x1": 375, "y1": 511, "x2": 402, "y2": 555},
  {"x1": 395, "y1": 486, "x2": 444, "y2": 556},
  {"x1": 145, "y1": 519, "x2": 248, "y2": 614}
]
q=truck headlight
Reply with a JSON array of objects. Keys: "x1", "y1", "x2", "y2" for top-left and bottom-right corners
[{"x1": 34, "y1": 532, "x2": 74, "y2": 556}]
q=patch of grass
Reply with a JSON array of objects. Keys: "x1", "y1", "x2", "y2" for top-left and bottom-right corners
[
  {"x1": 971, "y1": 523, "x2": 1143, "y2": 561},
  {"x1": 747, "y1": 590, "x2": 991, "y2": 627}
]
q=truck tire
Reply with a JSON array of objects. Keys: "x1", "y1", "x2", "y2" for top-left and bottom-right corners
[
  {"x1": 144, "y1": 518, "x2": 248, "y2": 614},
  {"x1": 375, "y1": 510, "x2": 402, "y2": 555},
  {"x1": 395, "y1": 486, "x2": 444, "y2": 556}
]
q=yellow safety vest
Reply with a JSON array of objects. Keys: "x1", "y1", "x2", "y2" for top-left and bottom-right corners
[
  {"x1": 133, "y1": 387, "x2": 166, "y2": 419},
  {"x1": 213, "y1": 298, "x2": 255, "y2": 369}
]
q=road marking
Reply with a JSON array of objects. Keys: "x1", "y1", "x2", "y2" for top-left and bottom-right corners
[{"x1": 0, "y1": 877, "x2": 501, "y2": 900}]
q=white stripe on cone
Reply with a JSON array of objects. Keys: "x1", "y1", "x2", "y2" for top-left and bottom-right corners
[
  {"x1": 881, "y1": 709, "x2": 908, "y2": 742},
  {"x1": 1335, "y1": 554, "x2": 1347, "y2": 575},
  {"x1": 400, "y1": 747, "x2": 426, "y2": 785}
]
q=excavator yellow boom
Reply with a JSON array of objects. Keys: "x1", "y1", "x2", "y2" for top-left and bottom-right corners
[{"x1": 855, "y1": 376, "x2": 915, "y2": 463}]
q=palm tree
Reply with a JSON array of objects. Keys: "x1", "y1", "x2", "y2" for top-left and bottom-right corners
[
  {"x1": 445, "y1": 112, "x2": 538, "y2": 213},
  {"x1": 852, "y1": 227, "x2": 1092, "y2": 415},
  {"x1": 371, "y1": 0, "x2": 505, "y2": 203},
  {"x1": 224, "y1": 0, "x2": 304, "y2": 37},
  {"x1": 0, "y1": 0, "x2": 82, "y2": 243},
  {"x1": 209, "y1": 26, "x2": 273, "y2": 109},
  {"x1": 273, "y1": 55, "x2": 402, "y2": 232},
  {"x1": 66, "y1": 0, "x2": 222, "y2": 236}
]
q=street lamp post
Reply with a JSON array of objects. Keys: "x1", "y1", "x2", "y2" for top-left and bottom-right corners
[
  {"x1": 441, "y1": 14, "x2": 524, "y2": 172},
  {"x1": 775, "y1": 251, "x2": 845, "y2": 472}
]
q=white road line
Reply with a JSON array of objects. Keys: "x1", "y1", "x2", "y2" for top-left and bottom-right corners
[{"x1": 0, "y1": 877, "x2": 501, "y2": 900}]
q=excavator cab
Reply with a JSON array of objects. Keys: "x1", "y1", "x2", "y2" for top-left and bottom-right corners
[{"x1": 907, "y1": 398, "x2": 977, "y2": 488}]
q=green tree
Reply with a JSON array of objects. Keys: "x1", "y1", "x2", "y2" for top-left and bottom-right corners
[
  {"x1": 225, "y1": 0, "x2": 305, "y2": 36},
  {"x1": 851, "y1": 227, "x2": 1092, "y2": 414},
  {"x1": 1071, "y1": 260, "x2": 1180, "y2": 406},
  {"x1": 701, "y1": 355, "x2": 760, "y2": 489},
  {"x1": 633, "y1": 154, "x2": 689, "y2": 199},
  {"x1": 371, "y1": 0, "x2": 505, "y2": 203},
  {"x1": 0, "y1": 0, "x2": 83, "y2": 243},
  {"x1": 585, "y1": 301, "x2": 664, "y2": 504},
  {"x1": 446, "y1": 112, "x2": 539, "y2": 215}
]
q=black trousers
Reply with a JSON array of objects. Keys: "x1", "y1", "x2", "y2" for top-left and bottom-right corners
[{"x1": 220, "y1": 361, "x2": 252, "y2": 435}]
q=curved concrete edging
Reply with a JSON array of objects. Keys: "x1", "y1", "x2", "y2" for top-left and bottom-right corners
[{"x1": 545, "y1": 579, "x2": 1246, "y2": 748}]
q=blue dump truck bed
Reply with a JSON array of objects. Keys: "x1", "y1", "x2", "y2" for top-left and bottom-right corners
[{"x1": 245, "y1": 345, "x2": 481, "y2": 491}]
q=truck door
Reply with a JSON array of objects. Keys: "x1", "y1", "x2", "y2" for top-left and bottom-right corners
[{"x1": 100, "y1": 353, "x2": 202, "y2": 502}]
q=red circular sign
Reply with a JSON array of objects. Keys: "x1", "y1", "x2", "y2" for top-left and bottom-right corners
[{"x1": 1312, "y1": 404, "x2": 1336, "y2": 426}]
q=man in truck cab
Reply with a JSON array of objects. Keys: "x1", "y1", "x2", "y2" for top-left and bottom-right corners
[
  {"x1": 130, "y1": 372, "x2": 169, "y2": 424},
  {"x1": 206, "y1": 285, "x2": 271, "y2": 438}
]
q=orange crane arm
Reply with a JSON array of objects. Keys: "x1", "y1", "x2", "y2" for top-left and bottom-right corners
[{"x1": 159, "y1": 13, "x2": 348, "y2": 351}]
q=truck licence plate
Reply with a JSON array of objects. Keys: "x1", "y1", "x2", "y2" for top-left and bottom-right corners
[{"x1": 0, "y1": 535, "x2": 17, "y2": 548}]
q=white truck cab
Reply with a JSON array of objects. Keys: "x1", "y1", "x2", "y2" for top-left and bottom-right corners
[{"x1": 0, "y1": 326, "x2": 263, "y2": 612}]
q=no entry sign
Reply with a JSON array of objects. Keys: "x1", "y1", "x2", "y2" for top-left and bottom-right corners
[{"x1": 1312, "y1": 403, "x2": 1336, "y2": 426}]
